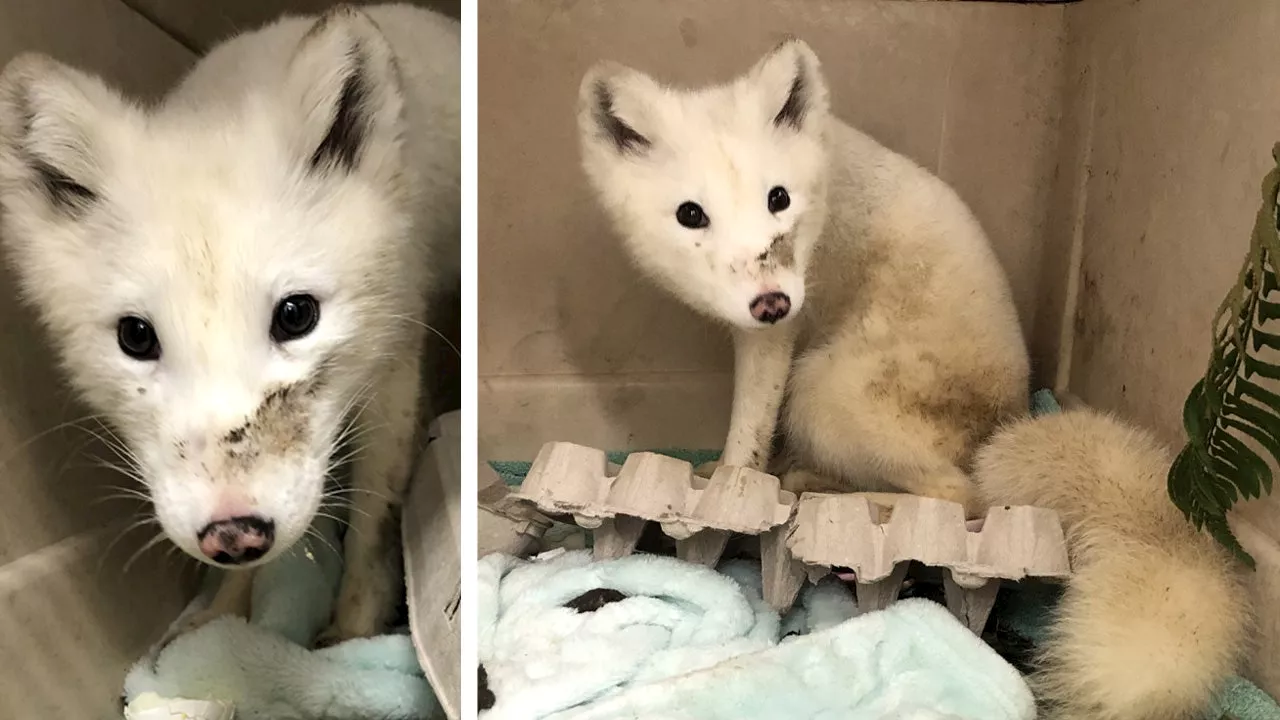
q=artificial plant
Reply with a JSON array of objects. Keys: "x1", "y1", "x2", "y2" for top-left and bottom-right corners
[{"x1": 1168, "y1": 143, "x2": 1280, "y2": 569}]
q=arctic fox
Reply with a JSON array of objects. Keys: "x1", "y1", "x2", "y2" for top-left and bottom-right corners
[
  {"x1": 577, "y1": 40, "x2": 1028, "y2": 513},
  {"x1": 974, "y1": 409, "x2": 1250, "y2": 720},
  {"x1": 0, "y1": 4, "x2": 459, "y2": 642}
]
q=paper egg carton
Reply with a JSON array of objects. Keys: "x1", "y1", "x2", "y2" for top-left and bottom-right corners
[
  {"x1": 512, "y1": 442, "x2": 797, "y2": 566},
  {"x1": 506, "y1": 441, "x2": 1072, "y2": 635},
  {"x1": 478, "y1": 463, "x2": 554, "y2": 558},
  {"x1": 773, "y1": 491, "x2": 1071, "y2": 633}
]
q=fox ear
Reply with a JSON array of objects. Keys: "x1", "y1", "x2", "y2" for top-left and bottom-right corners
[
  {"x1": 750, "y1": 39, "x2": 828, "y2": 133},
  {"x1": 578, "y1": 61, "x2": 660, "y2": 157},
  {"x1": 284, "y1": 6, "x2": 405, "y2": 176},
  {"x1": 0, "y1": 53, "x2": 130, "y2": 216}
]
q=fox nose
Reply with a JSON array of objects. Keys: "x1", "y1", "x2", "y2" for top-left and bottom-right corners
[
  {"x1": 749, "y1": 292, "x2": 791, "y2": 324},
  {"x1": 196, "y1": 516, "x2": 275, "y2": 565}
]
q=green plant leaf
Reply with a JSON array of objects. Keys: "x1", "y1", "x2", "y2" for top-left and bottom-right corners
[
  {"x1": 1212, "y1": 432, "x2": 1267, "y2": 498},
  {"x1": 1250, "y1": 327, "x2": 1280, "y2": 352},
  {"x1": 1166, "y1": 146, "x2": 1280, "y2": 567},
  {"x1": 1207, "y1": 515, "x2": 1255, "y2": 570},
  {"x1": 1167, "y1": 446, "x2": 1196, "y2": 520},
  {"x1": 1243, "y1": 355, "x2": 1280, "y2": 380},
  {"x1": 1256, "y1": 298, "x2": 1280, "y2": 323}
]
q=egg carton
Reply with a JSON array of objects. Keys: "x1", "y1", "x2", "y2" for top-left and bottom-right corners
[
  {"x1": 505, "y1": 441, "x2": 1072, "y2": 635},
  {"x1": 478, "y1": 462, "x2": 554, "y2": 558},
  {"x1": 513, "y1": 442, "x2": 796, "y2": 566}
]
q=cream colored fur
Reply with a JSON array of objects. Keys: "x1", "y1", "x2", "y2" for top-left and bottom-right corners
[
  {"x1": 577, "y1": 41, "x2": 1028, "y2": 513},
  {"x1": 0, "y1": 4, "x2": 459, "y2": 642},
  {"x1": 974, "y1": 409, "x2": 1252, "y2": 720}
]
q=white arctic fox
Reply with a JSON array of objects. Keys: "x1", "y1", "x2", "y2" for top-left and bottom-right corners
[
  {"x1": 577, "y1": 40, "x2": 1028, "y2": 514},
  {"x1": 0, "y1": 4, "x2": 459, "y2": 642}
]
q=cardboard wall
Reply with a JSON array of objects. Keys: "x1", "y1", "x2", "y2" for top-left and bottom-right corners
[
  {"x1": 122, "y1": 0, "x2": 460, "y2": 52},
  {"x1": 0, "y1": 1, "x2": 196, "y2": 714},
  {"x1": 478, "y1": 0, "x2": 1067, "y2": 460},
  {"x1": 1053, "y1": 0, "x2": 1280, "y2": 695}
]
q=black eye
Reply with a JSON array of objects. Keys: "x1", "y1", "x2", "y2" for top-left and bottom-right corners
[
  {"x1": 271, "y1": 294, "x2": 320, "y2": 342},
  {"x1": 768, "y1": 186, "x2": 790, "y2": 213},
  {"x1": 675, "y1": 201, "x2": 709, "y2": 229},
  {"x1": 117, "y1": 316, "x2": 160, "y2": 360}
]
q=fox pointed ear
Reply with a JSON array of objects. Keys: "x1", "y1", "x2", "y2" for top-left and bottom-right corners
[
  {"x1": 285, "y1": 6, "x2": 405, "y2": 176},
  {"x1": 750, "y1": 39, "x2": 828, "y2": 133},
  {"x1": 578, "y1": 61, "x2": 659, "y2": 157},
  {"x1": 0, "y1": 53, "x2": 130, "y2": 216}
]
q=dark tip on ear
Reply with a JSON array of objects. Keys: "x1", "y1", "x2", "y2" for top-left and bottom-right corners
[
  {"x1": 31, "y1": 159, "x2": 97, "y2": 211},
  {"x1": 303, "y1": 5, "x2": 339, "y2": 38},
  {"x1": 593, "y1": 82, "x2": 649, "y2": 155},
  {"x1": 1, "y1": 57, "x2": 101, "y2": 215},
  {"x1": 773, "y1": 59, "x2": 808, "y2": 131},
  {"x1": 309, "y1": 50, "x2": 369, "y2": 173}
]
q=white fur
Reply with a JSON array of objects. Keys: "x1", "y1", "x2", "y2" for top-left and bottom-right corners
[
  {"x1": 974, "y1": 410, "x2": 1252, "y2": 720},
  {"x1": 578, "y1": 41, "x2": 1028, "y2": 513},
  {"x1": 578, "y1": 52, "x2": 824, "y2": 328},
  {"x1": 0, "y1": 3, "x2": 458, "y2": 641}
]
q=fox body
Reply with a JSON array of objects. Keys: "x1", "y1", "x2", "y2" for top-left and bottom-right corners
[
  {"x1": 0, "y1": 4, "x2": 459, "y2": 641},
  {"x1": 577, "y1": 41, "x2": 1028, "y2": 512}
]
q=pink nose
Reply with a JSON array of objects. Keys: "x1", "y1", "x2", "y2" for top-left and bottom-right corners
[
  {"x1": 196, "y1": 516, "x2": 274, "y2": 565},
  {"x1": 749, "y1": 292, "x2": 791, "y2": 324}
]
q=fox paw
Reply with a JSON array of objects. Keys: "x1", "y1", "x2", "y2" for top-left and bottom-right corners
[
  {"x1": 315, "y1": 616, "x2": 379, "y2": 648},
  {"x1": 314, "y1": 580, "x2": 390, "y2": 647},
  {"x1": 314, "y1": 624, "x2": 353, "y2": 649}
]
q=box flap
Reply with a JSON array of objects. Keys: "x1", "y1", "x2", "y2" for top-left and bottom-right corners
[{"x1": 404, "y1": 411, "x2": 461, "y2": 720}]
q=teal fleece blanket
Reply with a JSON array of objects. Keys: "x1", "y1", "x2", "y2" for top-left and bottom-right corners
[{"x1": 478, "y1": 550, "x2": 1035, "y2": 720}]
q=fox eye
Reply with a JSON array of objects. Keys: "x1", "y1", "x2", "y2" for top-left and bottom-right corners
[
  {"x1": 271, "y1": 294, "x2": 321, "y2": 342},
  {"x1": 117, "y1": 316, "x2": 161, "y2": 360},
  {"x1": 768, "y1": 186, "x2": 791, "y2": 213},
  {"x1": 675, "y1": 201, "x2": 709, "y2": 229}
]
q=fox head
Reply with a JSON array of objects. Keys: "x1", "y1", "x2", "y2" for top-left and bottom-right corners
[
  {"x1": 0, "y1": 7, "x2": 423, "y2": 568},
  {"x1": 578, "y1": 40, "x2": 830, "y2": 330}
]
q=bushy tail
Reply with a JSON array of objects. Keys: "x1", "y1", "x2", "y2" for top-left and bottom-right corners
[{"x1": 973, "y1": 409, "x2": 1252, "y2": 720}]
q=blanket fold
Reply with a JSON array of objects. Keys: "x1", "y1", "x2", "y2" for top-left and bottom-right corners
[{"x1": 479, "y1": 550, "x2": 1035, "y2": 720}]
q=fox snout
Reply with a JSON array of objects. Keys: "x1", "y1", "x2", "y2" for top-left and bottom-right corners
[
  {"x1": 196, "y1": 515, "x2": 275, "y2": 565},
  {"x1": 749, "y1": 291, "x2": 791, "y2": 324}
]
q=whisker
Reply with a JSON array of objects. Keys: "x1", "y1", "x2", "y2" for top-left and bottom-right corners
[
  {"x1": 64, "y1": 422, "x2": 147, "y2": 489},
  {"x1": 340, "y1": 379, "x2": 378, "y2": 420},
  {"x1": 337, "y1": 420, "x2": 386, "y2": 448},
  {"x1": 329, "y1": 420, "x2": 385, "y2": 456},
  {"x1": 334, "y1": 386, "x2": 379, "y2": 443},
  {"x1": 124, "y1": 532, "x2": 171, "y2": 574},
  {"x1": 99, "y1": 516, "x2": 159, "y2": 574},
  {"x1": 319, "y1": 503, "x2": 356, "y2": 518},
  {"x1": 336, "y1": 504, "x2": 372, "y2": 521},
  {"x1": 312, "y1": 510, "x2": 358, "y2": 533},
  {"x1": 0, "y1": 412, "x2": 112, "y2": 474},
  {"x1": 90, "y1": 494, "x2": 152, "y2": 508},
  {"x1": 387, "y1": 314, "x2": 461, "y2": 359},
  {"x1": 324, "y1": 486, "x2": 391, "y2": 499},
  {"x1": 50, "y1": 435, "x2": 103, "y2": 481},
  {"x1": 82, "y1": 458, "x2": 148, "y2": 485},
  {"x1": 327, "y1": 448, "x2": 369, "y2": 472},
  {"x1": 304, "y1": 527, "x2": 342, "y2": 561}
]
